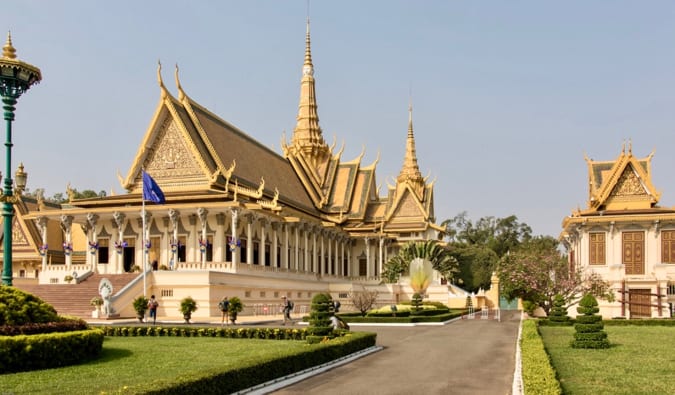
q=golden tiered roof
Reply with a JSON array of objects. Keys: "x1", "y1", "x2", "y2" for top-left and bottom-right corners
[
  {"x1": 584, "y1": 141, "x2": 659, "y2": 212},
  {"x1": 55, "y1": 18, "x2": 439, "y2": 236}
]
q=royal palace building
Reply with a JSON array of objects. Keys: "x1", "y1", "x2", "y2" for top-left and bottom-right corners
[
  {"x1": 3, "y1": 22, "x2": 447, "y2": 318},
  {"x1": 562, "y1": 143, "x2": 675, "y2": 318}
]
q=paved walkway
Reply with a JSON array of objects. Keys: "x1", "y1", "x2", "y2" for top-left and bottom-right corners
[
  {"x1": 87, "y1": 311, "x2": 522, "y2": 395},
  {"x1": 269, "y1": 310, "x2": 522, "y2": 395}
]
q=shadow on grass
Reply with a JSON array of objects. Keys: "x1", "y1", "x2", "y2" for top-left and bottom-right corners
[{"x1": 90, "y1": 347, "x2": 133, "y2": 364}]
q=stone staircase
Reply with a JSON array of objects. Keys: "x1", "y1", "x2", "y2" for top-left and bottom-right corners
[{"x1": 13, "y1": 273, "x2": 139, "y2": 319}]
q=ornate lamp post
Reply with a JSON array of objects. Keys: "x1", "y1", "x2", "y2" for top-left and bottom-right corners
[{"x1": 0, "y1": 32, "x2": 41, "y2": 286}]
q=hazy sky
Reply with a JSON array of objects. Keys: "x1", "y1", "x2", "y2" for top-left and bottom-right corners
[{"x1": 2, "y1": 1, "x2": 675, "y2": 238}]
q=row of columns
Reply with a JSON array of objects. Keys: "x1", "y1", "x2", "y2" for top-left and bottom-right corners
[{"x1": 33, "y1": 208, "x2": 397, "y2": 278}]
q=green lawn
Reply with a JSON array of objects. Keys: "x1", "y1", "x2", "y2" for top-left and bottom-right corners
[
  {"x1": 0, "y1": 336, "x2": 311, "y2": 395},
  {"x1": 539, "y1": 326, "x2": 675, "y2": 395}
]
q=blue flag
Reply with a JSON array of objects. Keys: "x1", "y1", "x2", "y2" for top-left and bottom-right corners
[{"x1": 142, "y1": 171, "x2": 165, "y2": 204}]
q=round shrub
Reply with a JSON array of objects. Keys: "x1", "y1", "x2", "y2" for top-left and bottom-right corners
[
  {"x1": 547, "y1": 294, "x2": 571, "y2": 326},
  {"x1": 571, "y1": 294, "x2": 610, "y2": 349},
  {"x1": 307, "y1": 293, "x2": 333, "y2": 339},
  {"x1": 0, "y1": 286, "x2": 59, "y2": 325}
]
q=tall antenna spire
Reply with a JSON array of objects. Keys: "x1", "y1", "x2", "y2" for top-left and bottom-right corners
[
  {"x1": 398, "y1": 100, "x2": 424, "y2": 185},
  {"x1": 291, "y1": 14, "x2": 329, "y2": 161}
]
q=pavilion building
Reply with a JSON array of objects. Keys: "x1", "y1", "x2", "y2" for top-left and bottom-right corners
[
  {"x1": 4, "y1": 21, "x2": 446, "y2": 318},
  {"x1": 562, "y1": 143, "x2": 675, "y2": 318}
]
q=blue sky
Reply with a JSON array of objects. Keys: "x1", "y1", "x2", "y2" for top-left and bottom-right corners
[{"x1": 2, "y1": 1, "x2": 675, "y2": 238}]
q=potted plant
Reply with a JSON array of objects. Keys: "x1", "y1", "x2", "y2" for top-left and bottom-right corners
[
  {"x1": 179, "y1": 296, "x2": 198, "y2": 324},
  {"x1": 228, "y1": 296, "x2": 244, "y2": 324},
  {"x1": 64, "y1": 275, "x2": 74, "y2": 284},
  {"x1": 133, "y1": 295, "x2": 149, "y2": 322},
  {"x1": 90, "y1": 296, "x2": 104, "y2": 318}
]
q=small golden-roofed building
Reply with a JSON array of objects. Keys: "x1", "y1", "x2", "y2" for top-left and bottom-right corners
[
  {"x1": 6, "y1": 18, "x2": 444, "y2": 318},
  {"x1": 562, "y1": 142, "x2": 675, "y2": 318}
]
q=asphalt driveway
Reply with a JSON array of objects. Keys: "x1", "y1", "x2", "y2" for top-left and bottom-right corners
[{"x1": 270, "y1": 310, "x2": 522, "y2": 395}]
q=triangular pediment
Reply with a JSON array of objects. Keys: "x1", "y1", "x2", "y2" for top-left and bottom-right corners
[
  {"x1": 388, "y1": 186, "x2": 426, "y2": 221},
  {"x1": 587, "y1": 147, "x2": 660, "y2": 211},
  {"x1": 142, "y1": 117, "x2": 208, "y2": 185},
  {"x1": 609, "y1": 166, "x2": 648, "y2": 198},
  {"x1": 123, "y1": 92, "x2": 219, "y2": 194}
]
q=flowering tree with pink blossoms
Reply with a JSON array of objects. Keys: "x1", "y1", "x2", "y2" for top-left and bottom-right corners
[{"x1": 497, "y1": 239, "x2": 613, "y2": 315}]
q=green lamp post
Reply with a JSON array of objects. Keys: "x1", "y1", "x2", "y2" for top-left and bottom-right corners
[{"x1": 0, "y1": 32, "x2": 41, "y2": 286}]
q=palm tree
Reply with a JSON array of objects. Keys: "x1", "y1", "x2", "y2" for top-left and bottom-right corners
[{"x1": 382, "y1": 240, "x2": 459, "y2": 285}]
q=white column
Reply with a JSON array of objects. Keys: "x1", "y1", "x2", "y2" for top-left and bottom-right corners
[
  {"x1": 246, "y1": 215, "x2": 253, "y2": 265},
  {"x1": 379, "y1": 237, "x2": 384, "y2": 277},
  {"x1": 230, "y1": 208, "x2": 239, "y2": 266},
  {"x1": 61, "y1": 215, "x2": 74, "y2": 269},
  {"x1": 320, "y1": 233, "x2": 325, "y2": 275},
  {"x1": 294, "y1": 225, "x2": 300, "y2": 271},
  {"x1": 303, "y1": 226, "x2": 309, "y2": 272},
  {"x1": 312, "y1": 229, "x2": 318, "y2": 273},
  {"x1": 215, "y1": 213, "x2": 225, "y2": 262},
  {"x1": 271, "y1": 222, "x2": 279, "y2": 267},
  {"x1": 282, "y1": 224, "x2": 289, "y2": 269},
  {"x1": 327, "y1": 234, "x2": 333, "y2": 275},
  {"x1": 259, "y1": 218, "x2": 267, "y2": 266},
  {"x1": 36, "y1": 216, "x2": 48, "y2": 272},
  {"x1": 365, "y1": 237, "x2": 371, "y2": 278}
]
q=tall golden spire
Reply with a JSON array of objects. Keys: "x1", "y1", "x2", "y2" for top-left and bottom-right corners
[
  {"x1": 291, "y1": 18, "x2": 329, "y2": 161},
  {"x1": 397, "y1": 102, "x2": 424, "y2": 184}
]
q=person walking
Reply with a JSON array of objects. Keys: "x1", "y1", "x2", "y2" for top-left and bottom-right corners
[
  {"x1": 147, "y1": 295, "x2": 159, "y2": 325},
  {"x1": 218, "y1": 296, "x2": 230, "y2": 326},
  {"x1": 281, "y1": 296, "x2": 293, "y2": 325}
]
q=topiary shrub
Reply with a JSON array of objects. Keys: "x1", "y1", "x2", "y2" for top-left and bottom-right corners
[
  {"x1": 547, "y1": 294, "x2": 572, "y2": 326},
  {"x1": 0, "y1": 286, "x2": 59, "y2": 325},
  {"x1": 306, "y1": 293, "x2": 333, "y2": 343},
  {"x1": 411, "y1": 293, "x2": 423, "y2": 311},
  {"x1": 0, "y1": 285, "x2": 103, "y2": 373},
  {"x1": 571, "y1": 293, "x2": 610, "y2": 349}
]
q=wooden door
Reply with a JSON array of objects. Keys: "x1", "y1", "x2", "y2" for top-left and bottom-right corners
[
  {"x1": 629, "y1": 289, "x2": 651, "y2": 318},
  {"x1": 623, "y1": 232, "x2": 644, "y2": 275}
]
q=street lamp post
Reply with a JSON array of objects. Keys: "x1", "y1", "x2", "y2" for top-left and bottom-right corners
[{"x1": 0, "y1": 32, "x2": 41, "y2": 286}]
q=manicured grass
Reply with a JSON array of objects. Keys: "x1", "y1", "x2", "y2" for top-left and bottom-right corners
[
  {"x1": 539, "y1": 326, "x2": 675, "y2": 394},
  {"x1": 0, "y1": 336, "x2": 310, "y2": 395}
]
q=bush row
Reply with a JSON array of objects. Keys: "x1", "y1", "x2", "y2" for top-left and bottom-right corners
[
  {"x1": 0, "y1": 329, "x2": 104, "y2": 373},
  {"x1": 520, "y1": 320, "x2": 561, "y2": 395},
  {"x1": 539, "y1": 317, "x2": 675, "y2": 326},
  {"x1": 97, "y1": 325, "x2": 308, "y2": 340},
  {"x1": 344, "y1": 310, "x2": 464, "y2": 323},
  {"x1": 0, "y1": 317, "x2": 89, "y2": 336},
  {"x1": 136, "y1": 331, "x2": 377, "y2": 394},
  {"x1": 604, "y1": 318, "x2": 675, "y2": 326}
]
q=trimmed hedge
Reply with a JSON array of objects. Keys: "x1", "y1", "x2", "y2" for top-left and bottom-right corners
[
  {"x1": 0, "y1": 318, "x2": 89, "y2": 336},
  {"x1": 132, "y1": 331, "x2": 377, "y2": 394},
  {"x1": 520, "y1": 320, "x2": 561, "y2": 395},
  {"x1": 344, "y1": 310, "x2": 464, "y2": 324},
  {"x1": 0, "y1": 285, "x2": 59, "y2": 325},
  {"x1": 605, "y1": 318, "x2": 675, "y2": 326},
  {"x1": 0, "y1": 328, "x2": 104, "y2": 373},
  {"x1": 97, "y1": 325, "x2": 307, "y2": 340}
]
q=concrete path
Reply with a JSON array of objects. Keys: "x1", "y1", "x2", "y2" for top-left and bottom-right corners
[{"x1": 269, "y1": 310, "x2": 522, "y2": 395}]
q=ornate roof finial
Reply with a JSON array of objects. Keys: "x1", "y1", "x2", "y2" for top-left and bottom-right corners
[
  {"x1": 3, "y1": 31, "x2": 16, "y2": 59},
  {"x1": 628, "y1": 138, "x2": 632, "y2": 155},
  {"x1": 175, "y1": 63, "x2": 185, "y2": 100},
  {"x1": 397, "y1": 100, "x2": 424, "y2": 185},
  {"x1": 291, "y1": 14, "x2": 329, "y2": 161},
  {"x1": 621, "y1": 139, "x2": 626, "y2": 154}
]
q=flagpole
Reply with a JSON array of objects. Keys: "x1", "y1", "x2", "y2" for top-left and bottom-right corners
[{"x1": 142, "y1": 169, "x2": 147, "y2": 298}]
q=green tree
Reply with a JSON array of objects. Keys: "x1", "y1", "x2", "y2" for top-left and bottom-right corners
[
  {"x1": 442, "y1": 212, "x2": 533, "y2": 290},
  {"x1": 382, "y1": 240, "x2": 459, "y2": 284},
  {"x1": 571, "y1": 294, "x2": 610, "y2": 349},
  {"x1": 497, "y1": 239, "x2": 613, "y2": 315},
  {"x1": 447, "y1": 244, "x2": 499, "y2": 293}
]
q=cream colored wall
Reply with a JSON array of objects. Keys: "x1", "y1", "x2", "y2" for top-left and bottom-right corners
[{"x1": 572, "y1": 221, "x2": 675, "y2": 318}]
